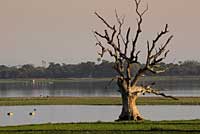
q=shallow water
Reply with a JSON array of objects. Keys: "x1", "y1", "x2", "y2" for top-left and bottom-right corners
[
  {"x1": 0, "y1": 105, "x2": 199, "y2": 126},
  {"x1": 0, "y1": 79, "x2": 200, "y2": 97}
]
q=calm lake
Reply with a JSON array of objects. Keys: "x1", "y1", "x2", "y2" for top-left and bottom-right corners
[
  {"x1": 0, "y1": 78, "x2": 200, "y2": 126},
  {"x1": 0, "y1": 105, "x2": 200, "y2": 126},
  {"x1": 0, "y1": 78, "x2": 200, "y2": 97}
]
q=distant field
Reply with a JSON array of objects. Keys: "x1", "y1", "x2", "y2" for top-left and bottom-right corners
[
  {"x1": 0, "y1": 120, "x2": 200, "y2": 134},
  {"x1": 0, "y1": 76, "x2": 200, "y2": 83},
  {"x1": 0, "y1": 97, "x2": 199, "y2": 106}
]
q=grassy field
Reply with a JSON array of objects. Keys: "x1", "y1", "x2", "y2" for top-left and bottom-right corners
[
  {"x1": 0, "y1": 120, "x2": 199, "y2": 134},
  {"x1": 0, "y1": 96, "x2": 200, "y2": 106}
]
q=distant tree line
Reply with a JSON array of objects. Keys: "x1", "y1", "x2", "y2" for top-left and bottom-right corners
[{"x1": 0, "y1": 60, "x2": 200, "y2": 78}]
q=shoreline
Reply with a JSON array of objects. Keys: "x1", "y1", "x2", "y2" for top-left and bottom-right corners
[
  {"x1": 0, "y1": 96, "x2": 199, "y2": 106},
  {"x1": 0, "y1": 75, "x2": 200, "y2": 83}
]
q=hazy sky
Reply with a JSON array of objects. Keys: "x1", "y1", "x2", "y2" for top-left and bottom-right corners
[{"x1": 0, "y1": 0, "x2": 199, "y2": 66}]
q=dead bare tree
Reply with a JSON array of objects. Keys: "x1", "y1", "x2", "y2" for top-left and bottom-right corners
[{"x1": 94, "y1": 0, "x2": 176, "y2": 121}]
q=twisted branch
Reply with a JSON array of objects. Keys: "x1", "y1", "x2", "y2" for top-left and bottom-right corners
[{"x1": 131, "y1": 86, "x2": 178, "y2": 100}]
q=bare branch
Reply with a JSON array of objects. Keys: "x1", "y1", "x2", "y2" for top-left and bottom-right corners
[
  {"x1": 94, "y1": 31, "x2": 106, "y2": 39},
  {"x1": 131, "y1": 24, "x2": 173, "y2": 86},
  {"x1": 115, "y1": 10, "x2": 131, "y2": 58},
  {"x1": 131, "y1": 0, "x2": 148, "y2": 62},
  {"x1": 131, "y1": 86, "x2": 178, "y2": 100},
  {"x1": 141, "y1": 4, "x2": 148, "y2": 16},
  {"x1": 94, "y1": 12, "x2": 117, "y2": 47},
  {"x1": 124, "y1": 27, "x2": 131, "y2": 55},
  {"x1": 113, "y1": 58, "x2": 125, "y2": 78},
  {"x1": 93, "y1": 33, "x2": 106, "y2": 57},
  {"x1": 144, "y1": 87, "x2": 178, "y2": 100},
  {"x1": 95, "y1": 12, "x2": 114, "y2": 30},
  {"x1": 115, "y1": 9, "x2": 125, "y2": 25},
  {"x1": 148, "y1": 34, "x2": 173, "y2": 67},
  {"x1": 94, "y1": 12, "x2": 127, "y2": 77},
  {"x1": 153, "y1": 24, "x2": 169, "y2": 44},
  {"x1": 115, "y1": 10, "x2": 125, "y2": 50},
  {"x1": 93, "y1": 31, "x2": 117, "y2": 60},
  {"x1": 126, "y1": 64, "x2": 132, "y2": 87},
  {"x1": 105, "y1": 77, "x2": 117, "y2": 89},
  {"x1": 147, "y1": 67, "x2": 165, "y2": 74}
]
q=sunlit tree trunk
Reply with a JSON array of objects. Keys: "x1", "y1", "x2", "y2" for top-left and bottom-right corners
[
  {"x1": 128, "y1": 95, "x2": 143, "y2": 120},
  {"x1": 117, "y1": 80, "x2": 143, "y2": 121}
]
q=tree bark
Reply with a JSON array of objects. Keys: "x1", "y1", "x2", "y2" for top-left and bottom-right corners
[
  {"x1": 118, "y1": 89, "x2": 129, "y2": 120},
  {"x1": 117, "y1": 79, "x2": 143, "y2": 121},
  {"x1": 128, "y1": 95, "x2": 143, "y2": 120}
]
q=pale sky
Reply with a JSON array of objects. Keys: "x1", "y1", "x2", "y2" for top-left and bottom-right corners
[{"x1": 0, "y1": 0, "x2": 199, "y2": 66}]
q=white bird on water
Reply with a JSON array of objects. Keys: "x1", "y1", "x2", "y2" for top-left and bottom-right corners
[
  {"x1": 29, "y1": 111, "x2": 36, "y2": 116},
  {"x1": 7, "y1": 112, "x2": 14, "y2": 116},
  {"x1": 29, "y1": 108, "x2": 37, "y2": 116}
]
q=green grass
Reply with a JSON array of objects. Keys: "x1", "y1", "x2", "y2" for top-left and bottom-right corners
[
  {"x1": 0, "y1": 120, "x2": 200, "y2": 134},
  {"x1": 0, "y1": 97, "x2": 200, "y2": 106}
]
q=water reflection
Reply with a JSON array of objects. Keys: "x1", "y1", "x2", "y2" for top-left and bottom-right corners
[
  {"x1": 0, "y1": 105, "x2": 199, "y2": 126},
  {"x1": 0, "y1": 79, "x2": 200, "y2": 97}
]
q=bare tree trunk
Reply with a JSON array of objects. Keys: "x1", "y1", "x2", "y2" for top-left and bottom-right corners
[
  {"x1": 118, "y1": 90, "x2": 129, "y2": 120},
  {"x1": 128, "y1": 95, "x2": 143, "y2": 120},
  {"x1": 117, "y1": 80, "x2": 143, "y2": 121}
]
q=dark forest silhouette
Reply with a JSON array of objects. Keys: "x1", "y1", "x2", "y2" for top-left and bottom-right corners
[{"x1": 0, "y1": 60, "x2": 199, "y2": 78}]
